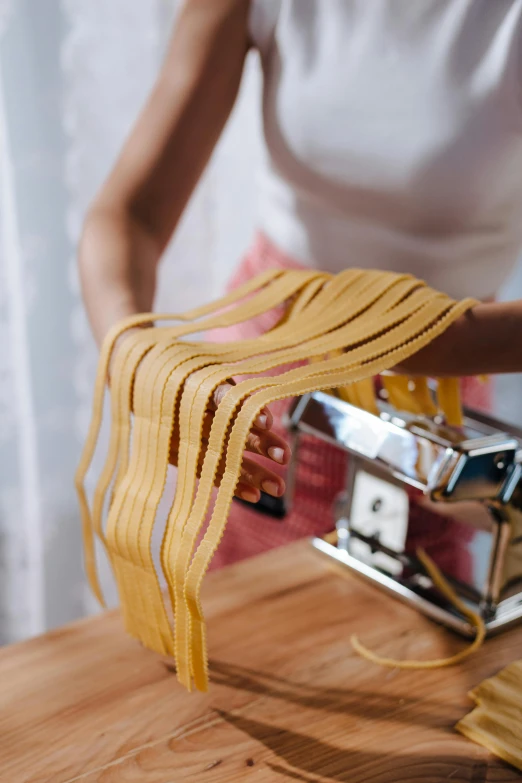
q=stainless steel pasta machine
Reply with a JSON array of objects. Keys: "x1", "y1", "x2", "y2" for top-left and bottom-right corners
[{"x1": 284, "y1": 389, "x2": 522, "y2": 637}]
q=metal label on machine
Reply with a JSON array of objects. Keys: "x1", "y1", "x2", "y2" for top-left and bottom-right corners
[{"x1": 349, "y1": 471, "x2": 409, "y2": 576}]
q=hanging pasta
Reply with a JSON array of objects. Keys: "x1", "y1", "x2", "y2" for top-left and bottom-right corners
[{"x1": 76, "y1": 268, "x2": 477, "y2": 692}]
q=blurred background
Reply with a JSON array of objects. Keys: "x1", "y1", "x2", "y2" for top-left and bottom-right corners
[{"x1": 0, "y1": 0, "x2": 521, "y2": 645}]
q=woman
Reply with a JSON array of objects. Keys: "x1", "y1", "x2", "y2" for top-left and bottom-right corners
[{"x1": 80, "y1": 0, "x2": 522, "y2": 569}]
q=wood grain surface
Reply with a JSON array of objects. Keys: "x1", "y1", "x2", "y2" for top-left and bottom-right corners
[{"x1": 0, "y1": 540, "x2": 521, "y2": 783}]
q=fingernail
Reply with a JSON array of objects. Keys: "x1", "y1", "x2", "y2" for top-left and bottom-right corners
[
  {"x1": 268, "y1": 447, "x2": 285, "y2": 464},
  {"x1": 256, "y1": 413, "x2": 268, "y2": 429},
  {"x1": 240, "y1": 489, "x2": 259, "y2": 503},
  {"x1": 262, "y1": 480, "x2": 282, "y2": 497}
]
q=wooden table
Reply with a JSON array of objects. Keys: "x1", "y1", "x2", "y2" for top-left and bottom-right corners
[{"x1": 1, "y1": 541, "x2": 521, "y2": 783}]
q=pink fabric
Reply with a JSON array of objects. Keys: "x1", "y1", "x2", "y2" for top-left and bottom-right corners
[{"x1": 207, "y1": 233, "x2": 492, "y2": 581}]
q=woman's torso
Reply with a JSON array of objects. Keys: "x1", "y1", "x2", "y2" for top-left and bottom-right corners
[{"x1": 250, "y1": 0, "x2": 522, "y2": 299}]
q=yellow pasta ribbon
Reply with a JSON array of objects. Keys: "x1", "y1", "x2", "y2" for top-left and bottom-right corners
[
  {"x1": 437, "y1": 377, "x2": 464, "y2": 427},
  {"x1": 381, "y1": 374, "x2": 422, "y2": 414},
  {"x1": 408, "y1": 376, "x2": 438, "y2": 417},
  {"x1": 351, "y1": 548, "x2": 485, "y2": 669},
  {"x1": 76, "y1": 269, "x2": 478, "y2": 692}
]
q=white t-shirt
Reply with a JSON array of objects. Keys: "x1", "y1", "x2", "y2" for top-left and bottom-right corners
[{"x1": 249, "y1": 0, "x2": 522, "y2": 299}]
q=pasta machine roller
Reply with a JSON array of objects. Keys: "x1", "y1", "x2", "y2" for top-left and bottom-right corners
[{"x1": 284, "y1": 390, "x2": 522, "y2": 637}]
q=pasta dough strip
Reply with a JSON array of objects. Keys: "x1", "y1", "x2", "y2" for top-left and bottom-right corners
[
  {"x1": 164, "y1": 273, "x2": 418, "y2": 658},
  {"x1": 456, "y1": 660, "x2": 522, "y2": 771},
  {"x1": 437, "y1": 377, "x2": 464, "y2": 427},
  {"x1": 163, "y1": 273, "x2": 421, "y2": 580},
  {"x1": 105, "y1": 273, "x2": 321, "y2": 641},
  {"x1": 350, "y1": 548, "x2": 485, "y2": 669},
  {"x1": 168, "y1": 289, "x2": 455, "y2": 681},
  {"x1": 118, "y1": 290, "x2": 468, "y2": 688},
  {"x1": 106, "y1": 271, "x2": 354, "y2": 641},
  {"x1": 183, "y1": 301, "x2": 474, "y2": 690},
  {"x1": 351, "y1": 378, "x2": 379, "y2": 415},
  {"x1": 179, "y1": 298, "x2": 474, "y2": 689},
  {"x1": 104, "y1": 268, "x2": 314, "y2": 536},
  {"x1": 381, "y1": 374, "x2": 424, "y2": 414},
  {"x1": 76, "y1": 268, "x2": 479, "y2": 693},
  {"x1": 110, "y1": 272, "x2": 375, "y2": 641},
  {"x1": 75, "y1": 268, "x2": 286, "y2": 604},
  {"x1": 78, "y1": 269, "x2": 312, "y2": 605},
  {"x1": 409, "y1": 376, "x2": 438, "y2": 417}
]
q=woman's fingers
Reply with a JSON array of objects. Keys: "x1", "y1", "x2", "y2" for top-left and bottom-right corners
[
  {"x1": 170, "y1": 383, "x2": 286, "y2": 494},
  {"x1": 235, "y1": 482, "x2": 261, "y2": 504},
  {"x1": 196, "y1": 450, "x2": 285, "y2": 501},
  {"x1": 203, "y1": 411, "x2": 288, "y2": 463},
  {"x1": 244, "y1": 426, "x2": 291, "y2": 464},
  {"x1": 238, "y1": 456, "x2": 285, "y2": 498}
]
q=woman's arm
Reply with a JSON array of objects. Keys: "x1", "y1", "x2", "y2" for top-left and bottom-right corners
[
  {"x1": 398, "y1": 300, "x2": 522, "y2": 376},
  {"x1": 79, "y1": 0, "x2": 251, "y2": 345},
  {"x1": 78, "y1": 0, "x2": 290, "y2": 502}
]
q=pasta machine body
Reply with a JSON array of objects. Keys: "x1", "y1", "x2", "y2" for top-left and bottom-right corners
[{"x1": 285, "y1": 391, "x2": 522, "y2": 637}]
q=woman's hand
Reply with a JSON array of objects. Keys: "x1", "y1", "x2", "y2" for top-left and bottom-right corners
[
  {"x1": 396, "y1": 300, "x2": 522, "y2": 377},
  {"x1": 112, "y1": 333, "x2": 291, "y2": 505},
  {"x1": 169, "y1": 382, "x2": 291, "y2": 504}
]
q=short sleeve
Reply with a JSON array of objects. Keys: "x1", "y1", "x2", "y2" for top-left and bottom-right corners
[{"x1": 249, "y1": 0, "x2": 282, "y2": 52}]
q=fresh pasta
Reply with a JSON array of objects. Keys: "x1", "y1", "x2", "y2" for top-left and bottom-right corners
[
  {"x1": 351, "y1": 548, "x2": 486, "y2": 668},
  {"x1": 76, "y1": 268, "x2": 477, "y2": 692},
  {"x1": 457, "y1": 659, "x2": 522, "y2": 771}
]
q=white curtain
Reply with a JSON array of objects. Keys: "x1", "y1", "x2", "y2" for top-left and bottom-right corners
[
  {"x1": 1, "y1": 0, "x2": 521, "y2": 646},
  {"x1": 0, "y1": 0, "x2": 262, "y2": 643}
]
